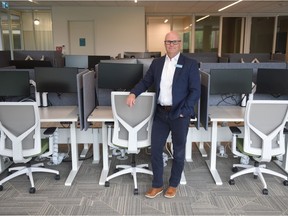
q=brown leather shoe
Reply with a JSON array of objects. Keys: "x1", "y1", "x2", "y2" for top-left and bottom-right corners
[
  {"x1": 164, "y1": 186, "x2": 177, "y2": 198},
  {"x1": 145, "y1": 187, "x2": 163, "y2": 199}
]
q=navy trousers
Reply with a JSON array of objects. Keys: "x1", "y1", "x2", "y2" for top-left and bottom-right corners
[{"x1": 150, "y1": 106, "x2": 190, "y2": 188}]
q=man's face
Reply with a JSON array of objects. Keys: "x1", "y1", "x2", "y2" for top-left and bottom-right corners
[{"x1": 164, "y1": 32, "x2": 181, "y2": 58}]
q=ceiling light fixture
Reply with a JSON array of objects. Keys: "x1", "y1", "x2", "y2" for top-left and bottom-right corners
[
  {"x1": 196, "y1": 15, "x2": 210, "y2": 22},
  {"x1": 34, "y1": 19, "x2": 40, "y2": 25},
  {"x1": 218, "y1": 0, "x2": 242, "y2": 12},
  {"x1": 134, "y1": 0, "x2": 137, "y2": 3},
  {"x1": 164, "y1": 19, "x2": 168, "y2": 23}
]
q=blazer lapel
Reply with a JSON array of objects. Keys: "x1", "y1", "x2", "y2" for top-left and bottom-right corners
[{"x1": 173, "y1": 54, "x2": 185, "y2": 83}]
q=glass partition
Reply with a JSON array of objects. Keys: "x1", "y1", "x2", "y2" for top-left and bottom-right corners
[{"x1": 195, "y1": 16, "x2": 219, "y2": 53}]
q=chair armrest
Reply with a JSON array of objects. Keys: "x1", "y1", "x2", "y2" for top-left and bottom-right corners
[
  {"x1": 229, "y1": 126, "x2": 241, "y2": 135},
  {"x1": 43, "y1": 127, "x2": 57, "y2": 135}
]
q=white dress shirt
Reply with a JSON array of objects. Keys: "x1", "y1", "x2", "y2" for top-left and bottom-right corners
[{"x1": 158, "y1": 53, "x2": 180, "y2": 106}]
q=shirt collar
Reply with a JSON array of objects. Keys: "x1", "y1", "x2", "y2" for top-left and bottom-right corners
[{"x1": 165, "y1": 52, "x2": 180, "y2": 62}]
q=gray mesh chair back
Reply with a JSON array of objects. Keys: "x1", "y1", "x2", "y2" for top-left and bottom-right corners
[
  {"x1": 244, "y1": 100, "x2": 288, "y2": 162},
  {"x1": 0, "y1": 102, "x2": 41, "y2": 162},
  {"x1": 229, "y1": 100, "x2": 288, "y2": 195},
  {"x1": 0, "y1": 102, "x2": 60, "y2": 193},
  {"x1": 105, "y1": 91, "x2": 155, "y2": 194},
  {"x1": 111, "y1": 91, "x2": 155, "y2": 153}
]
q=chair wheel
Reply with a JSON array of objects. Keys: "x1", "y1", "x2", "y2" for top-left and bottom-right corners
[
  {"x1": 232, "y1": 167, "x2": 238, "y2": 173},
  {"x1": 283, "y1": 180, "x2": 288, "y2": 186},
  {"x1": 29, "y1": 187, "x2": 36, "y2": 194},
  {"x1": 262, "y1": 188, "x2": 268, "y2": 195},
  {"x1": 104, "y1": 181, "x2": 110, "y2": 187},
  {"x1": 134, "y1": 188, "x2": 139, "y2": 195},
  {"x1": 229, "y1": 179, "x2": 235, "y2": 185},
  {"x1": 0, "y1": 185, "x2": 3, "y2": 191},
  {"x1": 55, "y1": 174, "x2": 60, "y2": 180}
]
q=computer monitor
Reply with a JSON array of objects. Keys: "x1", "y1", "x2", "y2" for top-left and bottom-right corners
[
  {"x1": 123, "y1": 52, "x2": 145, "y2": 59},
  {"x1": 88, "y1": 55, "x2": 110, "y2": 70},
  {"x1": 210, "y1": 68, "x2": 253, "y2": 95},
  {"x1": 0, "y1": 70, "x2": 30, "y2": 98},
  {"x1": 256, "y1": 68, "x2": 288, "y2": 95},
  {"x1": 65, "y1": 55, "x2": 88, "y2": 68},
  {"x1": 35, "y1": 67, "x2": 78, "y2": 93},
  {"x1": 98, "y1": 63, "x2": 143, "y2": 91}
]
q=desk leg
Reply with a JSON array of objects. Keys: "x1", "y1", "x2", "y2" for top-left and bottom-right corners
[
  {"x1": 92, "y1": 128, "x2": 100, "y2": 164},
  {"x1": 99, "y1": 123, "x2": 110, "y2": 185},
  {"x1": 80, "y1": 143, "x2": 91, "y2": 158},
  {"x1": 185, "y1": 127, "x2": 193, "y2": 162},
  {"x1": 205, "y1": 121, "x2": 223, "y2": 185},
  {"x1": 196, "y1": 142, "x2": 208, "y2": 157},
  {"x1": 65, "y1": 122, "x2": 83, "y2": 186}
]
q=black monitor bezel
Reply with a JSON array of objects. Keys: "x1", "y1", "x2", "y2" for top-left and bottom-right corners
[
  {"x1": 97, "y1": 62, "x2": 143, "y2": 91},
  {"x1": 0, "y1": 70, "x2": 31, "y2": 98},
  {"x1": 209, "y1": 68, "x2": 253, "y2": 95},
  {"x1": 256, "y1": 68, "x2": 288, "y2": 95},
  {"x1": 35, "y1": 67, "x2": 78, "y2": 93}
]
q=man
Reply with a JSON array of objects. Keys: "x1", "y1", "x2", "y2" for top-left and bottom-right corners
[{"x1": 126, "y1": 31, "x2": 200, "y2": 198}]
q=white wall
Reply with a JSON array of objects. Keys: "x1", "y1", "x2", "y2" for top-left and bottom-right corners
[{"x1": 52, "y1": 6, "x2": 145, "y2": 57}]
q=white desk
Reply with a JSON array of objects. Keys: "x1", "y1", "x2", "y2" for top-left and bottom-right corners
[
  {"x1": 207, "y1": 106, "x2": 246, "y2": 185},
  {"x1": 88, "y1": 106, "x2": 113, "y2": 185},
  {"x1": 38, "y1": 106, "x2": 81, "y2": 186},
  {"x1": 88, "y1": 106, "x2": 188, "y2": 185}
]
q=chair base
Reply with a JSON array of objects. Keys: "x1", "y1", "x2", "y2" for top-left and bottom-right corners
[
  {"x1": 105, "y1": 163, "x2": 153, "y2": 195},
  {"x1": 0, "y1": 162, "x2": 60, "y2": 193},
  {"x1": 229, "y1": 161, "x2": 288, "y2": 195}
]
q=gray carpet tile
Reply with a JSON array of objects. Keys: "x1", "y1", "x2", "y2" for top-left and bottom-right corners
[{"x1": 1, "y1": 142, "x2": 288, "y2": 215}]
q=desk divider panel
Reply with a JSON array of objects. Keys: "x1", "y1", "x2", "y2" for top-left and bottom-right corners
[
  {"x1": 83, "y1": 71, "x2": 98, "y2": 131},
  {"x1": 77, "y1": 69, "x2": 89, "y2": 130},
  {"x1": 200, "y1": 70, "x2": 210, "y2": 130}
]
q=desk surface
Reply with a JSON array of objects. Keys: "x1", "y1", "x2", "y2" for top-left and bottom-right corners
[
  {"x1": 209, "y1": 106, "x2": 245, "y2": 122},
  {"x1": 39, "y1": 106, "x2": 78, "y2": 122},
  {"x1": 88, "y1": 106, "x2": 113, "y2": 122}
]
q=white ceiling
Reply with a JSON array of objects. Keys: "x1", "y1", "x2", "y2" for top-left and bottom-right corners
[{"x1": 5, "y1": 0, "x2": 288, "y2": 15}]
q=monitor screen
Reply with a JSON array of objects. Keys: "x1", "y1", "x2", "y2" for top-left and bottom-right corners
[
  {"x1": 256, "y1": 68, "x2": 288, "y2": 95},
  {"x1": 98, "y1": 63, "x2": 143, "y2": 91},
  {"x1": 210, "y1": 68, "x2": 253, "y2": 95},
  {"x1": 88, "y1": 55, "x2": 110, "y2": 70},
  {"x1": 65, "y1": 55, "x2": 88, "y2": 68},
  {"x1": 123, "y1": 52, "x2": 145, "y2": 59},
  {"x1": 0, "y1": 70, "x2": 30, "y2": 98},
  {"x1": 35, "y1": 67, "x2": 78, "y2": 93}
]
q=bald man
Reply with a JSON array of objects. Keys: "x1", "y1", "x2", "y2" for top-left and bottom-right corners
[{"x1": 127, "y1": 31, "x2": 200, "y2": 198}]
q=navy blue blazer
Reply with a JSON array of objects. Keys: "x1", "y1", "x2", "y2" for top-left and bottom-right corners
[{"x1": 130, "y1": 54, "x2": 201, "y2": 120}]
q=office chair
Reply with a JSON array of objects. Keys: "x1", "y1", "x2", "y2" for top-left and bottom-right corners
[
  {"x1": 105, "y1": 91, "x2": 155, "y2": 195},
  {"x1": 229, "y1": 100, "x2": 288, "y2": 195},
  {"x1": 0, "y1": 102, "x2": 60, "y2": 194}
]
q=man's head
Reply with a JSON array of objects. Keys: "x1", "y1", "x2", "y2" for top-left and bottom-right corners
[{"x1": 164, "y1": 31, "x2": 181, "y2": 59}]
